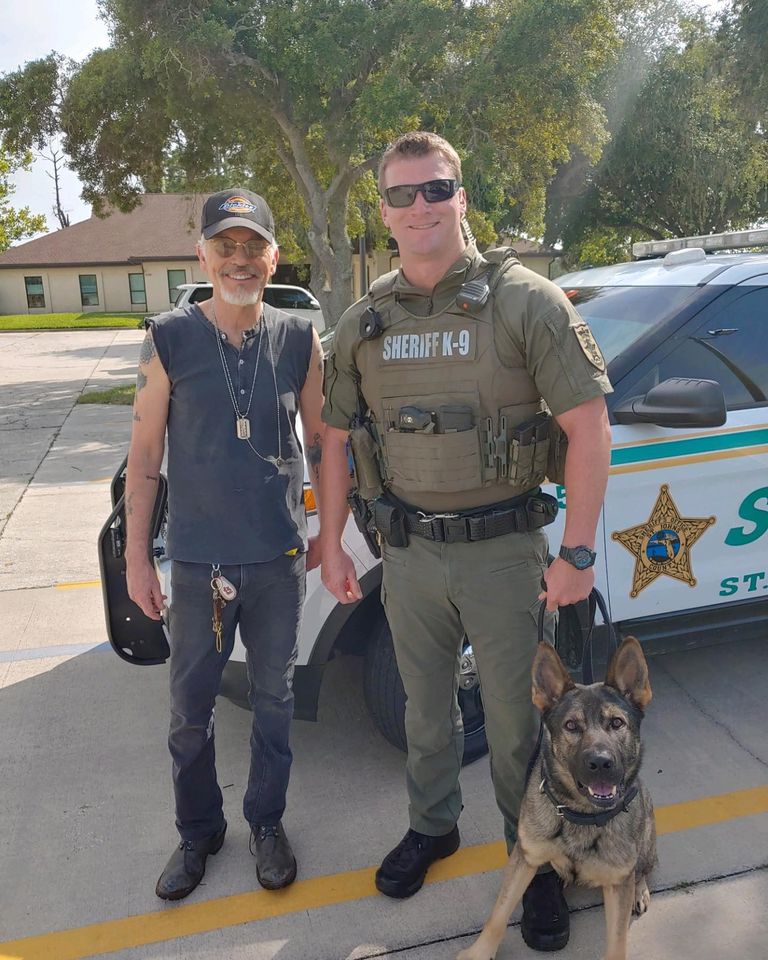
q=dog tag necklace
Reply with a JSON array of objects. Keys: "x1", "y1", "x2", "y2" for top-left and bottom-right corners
[{"x1": 212, "y1": 309, "x2": 284, "y2": 467}]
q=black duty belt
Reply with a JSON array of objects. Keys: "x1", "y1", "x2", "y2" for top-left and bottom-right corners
[{"x1": 404, "y1": 492, "x2": 558, "y2": 543}]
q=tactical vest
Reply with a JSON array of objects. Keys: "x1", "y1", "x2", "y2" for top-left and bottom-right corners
[{"x1": 353, "y1": 249, "x2": 565, "y2": 513}]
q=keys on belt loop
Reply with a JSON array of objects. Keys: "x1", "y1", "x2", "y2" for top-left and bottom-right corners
[{"x1": 210, "y1": 564, "x2": 237, "y2": 654}]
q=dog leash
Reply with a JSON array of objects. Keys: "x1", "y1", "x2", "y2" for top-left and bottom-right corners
[
  {"x1": 536, "y1": 583, "x2": 617, "y2": 683},
  {"x1": 525, "y1": 585, "x2": 617, "y2": 786}
]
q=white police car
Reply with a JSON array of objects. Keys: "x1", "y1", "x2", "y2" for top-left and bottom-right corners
[{"x1": 100, "y1": 229, "x2": 768, "y2": 763}]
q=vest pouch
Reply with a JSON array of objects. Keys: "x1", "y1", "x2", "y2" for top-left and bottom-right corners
[
  {"x1": 546, "y1": 418, "x2": 569, "y2": 486},
  {"x1": 349, "y1": 423, "x2": 384, "y2": 500},
  {"x1": 505, "y1": 411, "x2": 551, "y2": 487},
  {"x1": 383, "y1": 427, "x2": 484, "y2": 494}
]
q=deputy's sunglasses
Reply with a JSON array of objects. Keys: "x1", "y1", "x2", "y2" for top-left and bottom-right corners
[
  {"x1": 208, "y1": 236, "x2": 271, "y2": 258},
  {"x1": 382, "y1": 178, "x2": 461, "y2": 208}
]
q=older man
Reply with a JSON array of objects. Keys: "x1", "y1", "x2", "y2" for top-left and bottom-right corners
[{"x1": 125, "y1": 188, "x2": 324, "y2": 899}]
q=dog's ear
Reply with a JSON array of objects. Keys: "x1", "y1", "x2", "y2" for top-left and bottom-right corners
[
  {"x1": 532, "y1": 642, "x2": 575, "y2": 712},
  {"x1": 605, "y1": 636, "x2": 652, "y2": 709}
]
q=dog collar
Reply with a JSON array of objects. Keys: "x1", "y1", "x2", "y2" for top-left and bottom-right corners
[{"x1": 539, "y1": 777, "x2": 639, "y2": 827}]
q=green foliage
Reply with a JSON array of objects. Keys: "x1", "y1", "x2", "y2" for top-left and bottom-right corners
[
  {"x1": 549, "y1": 2, "x2": 768, "y2": 254},
  {"x1": 0, "y1": 149, "x2": 47, "y2": 251},
  {"x1": 2, "y1": 0, "x2": 629, "y2": 309}
]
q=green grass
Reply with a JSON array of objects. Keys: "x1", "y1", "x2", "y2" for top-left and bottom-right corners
[
  {"x1": 78, "y1": 384, "x2": 136, "y2": 405},
  {"x1": 0, "y1": 312, "x2": 145, "y2": 331}
]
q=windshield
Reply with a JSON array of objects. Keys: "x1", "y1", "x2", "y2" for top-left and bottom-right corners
[{"x1": 562, "y1": 286, "x2": 700, "y2": 363}]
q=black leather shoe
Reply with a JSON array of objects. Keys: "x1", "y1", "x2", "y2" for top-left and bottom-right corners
[
  {"x1": 155, "y1": 822, "x2": 227, "y2": 901},
  {"x1": 521, "y1": 869, "x2": 570, "y2": 952},
  {"x1": 375, "y1": 826, "x2": 460, "y2": 899},
  {"x1": 250, "y1": 822, "x2": 297, "y2": 890}
]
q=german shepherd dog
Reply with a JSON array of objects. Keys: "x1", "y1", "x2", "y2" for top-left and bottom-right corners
[{"x1": 458, "y1": 637, "x2": 656, "y2": 960}]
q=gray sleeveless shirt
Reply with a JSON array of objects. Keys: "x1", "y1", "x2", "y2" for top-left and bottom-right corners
[{"x1": 151, "y1": 304, "x2": 313, "y2": 563}]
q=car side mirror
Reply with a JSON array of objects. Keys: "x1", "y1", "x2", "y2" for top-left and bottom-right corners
[{"x1": 613, "y1": 377, "x2": 727, "y2": 428}]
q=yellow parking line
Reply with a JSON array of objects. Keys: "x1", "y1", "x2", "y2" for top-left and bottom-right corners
[
  {"x1": 55, "y1": 581, "x2": 101, "y2": 590},
  {"x1": 1, "y1": 784, "x2": 766, "y2": 960}
]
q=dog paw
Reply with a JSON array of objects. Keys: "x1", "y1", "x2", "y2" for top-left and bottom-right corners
[{"x1": 632, "y1": 878, "x2": 651, "y2": 916}]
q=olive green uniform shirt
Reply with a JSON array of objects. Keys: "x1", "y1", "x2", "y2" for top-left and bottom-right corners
[{"x1": 323, "y1": 245, "x2": 611, "y2": 434}]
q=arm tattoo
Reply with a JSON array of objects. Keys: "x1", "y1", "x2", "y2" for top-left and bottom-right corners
[
  {"x1": 145, "y1": 474, "x2": 159, "y2": 482},
  {"x1": 306, "y1": 433, "x2": 323, "y2": 469},
  {"x1": 139, "y1": 332, "x2": 156, "y2": 365},
  {"x1": 133, "y1": 411, "x2": 142, "y2": 422},
  {"x1": 126, "y1": 492, "x2": 135, "y2": 516},
  {"x1": 136, "y1": 369, "x2": 147, "y2": 392}
]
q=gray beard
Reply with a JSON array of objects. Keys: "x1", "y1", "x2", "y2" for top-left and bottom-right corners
[{"x1": 219, "y1": 286, "x2": 262, "y2": 306}]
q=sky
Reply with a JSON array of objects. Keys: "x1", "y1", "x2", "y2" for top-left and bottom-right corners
[{"x1": 1, "y1": 0, "x2": 729, "y2": 239}]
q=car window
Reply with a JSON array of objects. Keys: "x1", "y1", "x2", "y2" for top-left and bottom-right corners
[
  {"x1": 189, "y1": 286, "x2": 213, "y2": 305},
  {"x1": 565, "y1": 286, "x2": 699, "y2": 364},
  {"x1": 615, "y1": 287, "x2": 768, "y2": 409},
  {"x1": 264, "y1": 288, "x2": 319, "y2": 310}
]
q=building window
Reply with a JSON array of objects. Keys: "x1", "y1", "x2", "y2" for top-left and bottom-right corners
[
  {"x1": 25, "y1": 276, "x2": 45, "y2": 309},
  {"x1": 168, "y1": 269, "x2": 187, "y2": 305},
  {"x1": 129, "y1": 273, "x2": 147, "y2": 305},
  {"x1": 79, "y1": 274, "x2": 99, "y2": 307}
]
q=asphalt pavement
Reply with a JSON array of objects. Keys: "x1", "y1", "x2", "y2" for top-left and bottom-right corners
[{"x1": 0, "y1": 329, "x2": 766, "y2": 960}]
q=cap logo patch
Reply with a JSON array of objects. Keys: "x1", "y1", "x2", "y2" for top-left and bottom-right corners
[{"x1": 219, "y1": 196, "x2": 256, "y2": 214}]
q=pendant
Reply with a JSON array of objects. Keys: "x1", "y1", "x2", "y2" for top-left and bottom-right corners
[{"x1": 236, "y1": 417, "x2": 251, "y2": 440}]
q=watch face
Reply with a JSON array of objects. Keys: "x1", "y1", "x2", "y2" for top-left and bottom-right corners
[
  {"x1": 562, "y1": 545, "x2": 596, "y2": 569},
  {"x1": 573, "y1": 547, "x2": 593, "y2": 569}
]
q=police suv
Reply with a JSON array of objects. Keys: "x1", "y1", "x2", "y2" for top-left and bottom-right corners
[{"x1": 100, "y1": 229, "x2": 768, "y2": 763}]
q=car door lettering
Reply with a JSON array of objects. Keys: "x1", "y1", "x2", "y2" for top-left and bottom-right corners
[
  {"x1": 725, "y1": 486, "x2": 768, "y2": 547},
  {"x1": 719, "y1": 570, "x2": 768, "y2": 596}
]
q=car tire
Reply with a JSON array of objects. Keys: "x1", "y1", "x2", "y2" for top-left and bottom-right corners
[{"x1": 362, "y1": 609, "x2": 489, "y2": 766}]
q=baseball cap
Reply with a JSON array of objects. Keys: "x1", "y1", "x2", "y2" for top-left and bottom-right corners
[{"x1": 201, "y1": 188, "x2": 276, "y2": 244}]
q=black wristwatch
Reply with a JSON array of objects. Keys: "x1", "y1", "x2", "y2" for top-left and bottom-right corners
[{"x1": 559, "y1": 544, "x2": 597, "y2": 570}]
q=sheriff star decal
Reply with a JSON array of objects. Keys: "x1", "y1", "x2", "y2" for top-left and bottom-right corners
[{"x1": 612, "y1": 485, "x2": 715, "y2": 598}]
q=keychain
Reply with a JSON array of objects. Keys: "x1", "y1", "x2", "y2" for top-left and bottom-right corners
[{"x1": 210, "y1": 564, "x2": 237, "y2": 653}]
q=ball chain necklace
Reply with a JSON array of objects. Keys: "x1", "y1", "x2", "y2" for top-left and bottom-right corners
[{"x1": 212, "y1": 307, "x2": 284, "y2": 468}]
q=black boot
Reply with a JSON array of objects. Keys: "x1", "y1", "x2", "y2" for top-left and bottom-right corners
[
  {"x1": 521, "y1": 870, "x2": 570, "y2": 951},
  {"x1": 250, "y1": 822, "x2": 297, "y2": 890},
  {"x1": 375, "y1": 826, "x2": 460, "y2": 899},
  {"x1": 155, "y1": 822, "x2": 227, "y2": 900}
]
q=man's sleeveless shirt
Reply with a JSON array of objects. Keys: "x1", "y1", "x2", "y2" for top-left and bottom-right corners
[{"x1": 151, "y1": 304, "x2": 313, "y2": 563}]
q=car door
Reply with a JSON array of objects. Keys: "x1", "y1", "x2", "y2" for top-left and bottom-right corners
[{"x1": 603, "y1": 282, "x2": 768, "y2": 627}]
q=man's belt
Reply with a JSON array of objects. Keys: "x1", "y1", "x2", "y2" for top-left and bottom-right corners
[{"x1": 372, "y1": 491, "x2": 558, "y2": 546}]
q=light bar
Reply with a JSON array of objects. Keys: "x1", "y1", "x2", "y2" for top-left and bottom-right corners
[{"x1": 633, "y1": 229, "x2": 768, "y2": 259}]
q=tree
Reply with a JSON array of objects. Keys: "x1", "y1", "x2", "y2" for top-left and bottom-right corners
[
  {"x1": 1, "y1": 1, "x2": 626, "y2": 317},
  {"x1": 0, "y1": 148, "x2": 47, "y2": 251},
  {"x1": 546, "y1": 3, "x2": 768, "y2": 266}
]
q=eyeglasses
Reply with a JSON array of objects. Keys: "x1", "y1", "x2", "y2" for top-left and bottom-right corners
[
  {"x1": 208, "y1": 237, "x2": 271, "y2": 258},
  {"x1": 382, "y1": 178, "x2": 461, "y2": 208}
]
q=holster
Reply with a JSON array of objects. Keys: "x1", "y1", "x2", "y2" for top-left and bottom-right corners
[
  {"x1": 347, "y1": 490, "x2": 381, "y2": 559},
  {"x1": 349, "y1": 419, "x2": 384, "y2": 501}
]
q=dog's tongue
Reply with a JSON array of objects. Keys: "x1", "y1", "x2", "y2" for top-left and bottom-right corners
[{"x1": 588, "y1": 782, "x2": 617, "y2": 799}]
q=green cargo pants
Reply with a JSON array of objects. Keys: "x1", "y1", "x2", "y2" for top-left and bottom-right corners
[{"x1": 380, "y1": 527, "x2": 555, "y2": 851}]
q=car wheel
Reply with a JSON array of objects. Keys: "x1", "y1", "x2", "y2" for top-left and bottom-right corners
[{"x1": 362, "y1": 608, "x2": 488, "y2": 765}]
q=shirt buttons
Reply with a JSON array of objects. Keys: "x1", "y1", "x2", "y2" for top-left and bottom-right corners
[
  {"x1": 240, "y1": 389, "x2": 245, "y2": 394},
  {"x1": 239, "y1": 359, "x2": 244, "y2": 366}
]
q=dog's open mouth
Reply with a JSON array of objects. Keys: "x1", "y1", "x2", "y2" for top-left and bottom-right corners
[{"x1": 578, "y1": 780, "x2": 623, "y2": 808}]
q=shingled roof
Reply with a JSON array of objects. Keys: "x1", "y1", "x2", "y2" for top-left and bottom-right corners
[{"x1": 0, "y1": 194, "x2": 203, "y2": 268}]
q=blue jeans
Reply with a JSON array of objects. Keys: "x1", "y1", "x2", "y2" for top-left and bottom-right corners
[{"x1": 167, "y1": 554, "x2": 305, "y2": 841}]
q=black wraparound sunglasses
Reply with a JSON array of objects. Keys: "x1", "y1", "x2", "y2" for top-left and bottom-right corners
[{"x1": 382, "y1": 178, "x2": 461, "y2": 208}]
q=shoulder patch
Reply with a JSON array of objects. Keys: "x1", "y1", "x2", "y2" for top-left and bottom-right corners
[{"x1": 573, "y1": 323, "x2": 606, "y2": 371}]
